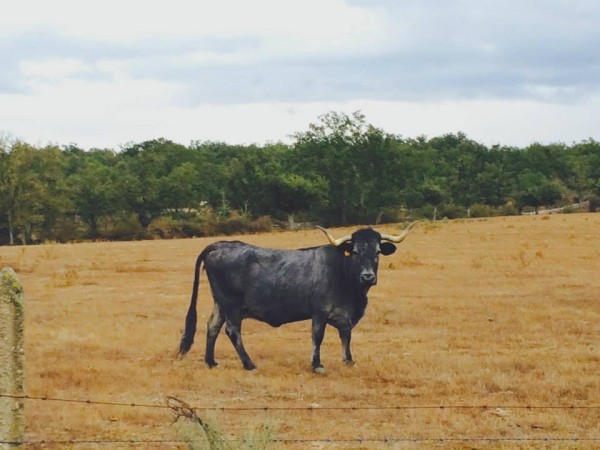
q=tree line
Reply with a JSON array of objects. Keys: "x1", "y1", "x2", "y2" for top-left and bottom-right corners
[{"x1": 1, "y1": 111, "x2": 599, "y2": 245}]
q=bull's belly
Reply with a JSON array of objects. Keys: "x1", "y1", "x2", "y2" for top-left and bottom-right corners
[{"x1": 242, "y1": 302, "x2": 311, "y2": 328}]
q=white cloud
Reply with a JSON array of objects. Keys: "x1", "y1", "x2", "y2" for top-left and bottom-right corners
[
  {"x1": 19, "y1": 58, "x2": 92, "y2": 81},
  {"x1": 3, "y1": 0, "x2": 384, "y2": 56},
  {"x1": 2, "y1": 70, "x2": 180, "y2": 136},
  {"x1": 2, "y1": 74, "x2": 599, "y2": 149},
  {"x1": 358, "y1": 98, "x2": 600, "y2": 146}
]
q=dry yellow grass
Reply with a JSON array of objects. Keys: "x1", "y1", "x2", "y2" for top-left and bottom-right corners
[{"x1": 1, "y1": 214, "x2": 599, "y2": 449}]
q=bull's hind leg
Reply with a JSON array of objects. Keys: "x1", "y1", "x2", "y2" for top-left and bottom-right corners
[
  {"x1": 225, "y1": 318, "x2": 256, "y2": 370},
  {"x1": 311, "y1": 317, "x2": 327, "y2": 373},
  {"x1": 205, "y1": 303, "x2": 225, "y2": 368}
]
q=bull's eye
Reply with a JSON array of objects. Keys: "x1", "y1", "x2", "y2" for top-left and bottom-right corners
[{"x1": 344, "y1": 250, "x2": 351, "y2": 257}]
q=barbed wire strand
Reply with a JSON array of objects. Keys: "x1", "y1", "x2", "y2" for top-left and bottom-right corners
[
  {"x1": 2, "y1": 437, "x2": 599, "y2": 445},
  {"x1": 2, "y1": 392, "x2": 599, "y2": 411},
  {"x1": 0, "y1": 392, "x2": 166, "y2": 409}
]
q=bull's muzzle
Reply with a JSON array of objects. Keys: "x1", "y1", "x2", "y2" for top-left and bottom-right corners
[{"x1": 360, "y1": 271, "x2": 377, "y2": 286}]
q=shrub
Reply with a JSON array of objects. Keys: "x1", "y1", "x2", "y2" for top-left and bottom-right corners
[
  {"x1": 440, "y1": 203, "x2": 467, "y2": 219},
  {"x1": 588, "y1": 194, "x2": 600, "y2": 212},
  {"x1": 149, "y1": 217, "x2": 207, "y2": 239},
  {"x1": 248, "y1": 216, "x2": 273, "y2": 233},
  {"x1": 216, "y1": 212, "x2": 250, "y2": 235},
  {"x1": 378, "y1": 208, "x2": 409, "y2": 224},
  {"x1": 213, "y1": 212, "x2": 274, "y2": 236},
  {"x1": 100, "y1": 214, "x2": 146, "y2": 241},
  {"x1": 469, "y1": 204, "x2": 494, "y2": 218},
  {"x1": 147, "y1": 212, "x2": 273, "y2": 239},
  {"x1": 497, "y1": 202, "x2": 519, "y2": 216},
  {"x1": 413, "y1": 204, "x2": 436, "y2": 220},
  {"x1": 45, "y1": 216, "x2": 88, "y2": 243}
]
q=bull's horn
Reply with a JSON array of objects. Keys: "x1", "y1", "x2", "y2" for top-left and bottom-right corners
[
  {"x1": 380, "y1": 221, "x2": 418, "y2": 243},
  {"x1": 316, "y1": 226, "x2": 352, "y2": 247}
]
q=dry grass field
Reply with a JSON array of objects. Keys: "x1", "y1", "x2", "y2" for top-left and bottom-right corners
[{"x1": 1, "y1": 214, "x2": 599, "y2": 449}]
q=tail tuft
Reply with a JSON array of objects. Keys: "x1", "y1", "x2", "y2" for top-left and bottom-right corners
[
  {"x1": 178, "y1": 305, "x2": 197, "y2": 356},
  {"x1": 178, "y1": 332, "x2": 194, "y2": 356}
]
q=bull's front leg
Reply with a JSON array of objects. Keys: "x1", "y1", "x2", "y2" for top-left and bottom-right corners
[
  {"x1": 338, "y1": 327, "x2": 355, "y2": 366},
  {"x1": 311, "y1": 317, "x2": 327, "y2": 374}
]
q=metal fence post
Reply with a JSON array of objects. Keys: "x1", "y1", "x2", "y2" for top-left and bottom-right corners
[{"x1": 0, "y1": 268, "x2": 25, "y2": 448}]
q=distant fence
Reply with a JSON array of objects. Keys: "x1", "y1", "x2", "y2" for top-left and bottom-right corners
[{"x1": 522, "y1": 201, "x2": 590, "y2": 215}]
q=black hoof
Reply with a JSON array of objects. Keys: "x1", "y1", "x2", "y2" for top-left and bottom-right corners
[
  {"x1": 243, "y1": 363, "x2": 257, "y2": 371},
  {"x1": 205, "y1": 360, "x2": 219, "y2": 369},
  {"x1": 344, "y1": 359, "x2": 356, "y2": 367}
]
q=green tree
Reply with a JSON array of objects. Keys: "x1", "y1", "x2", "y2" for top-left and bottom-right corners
[
  {"x1": 272, "y1": 173, "x2": 328, "y2": 225},
  {"x1": 33, "y1": 145, "x2": 71, "y2": 241},
  {"x1": 421, "y1": 179, "x2": 447, "y2": 220},
  {"x1": 516, "y1": 171, "x2": 565, "y2": 214},
  {"x1": 291, "y1": 111, "x2": 365, "y2": 224},
  {"x1": 567, "y1": 139, "x2": 600, "y2": 202},
  {"x1": 118, "y1": 139, "x2": 186, "y2": 229},
  {"x1": 523, "y1": 143, "x2": 571, "y2": 180},
  {"x1": 352, "y1": 127, "x2": 408, "y2": 224},
  {"x1": 161, "y1": 162, "x2": 200, "y2": 212},
  {"x1": 429, "y1": 133, "x2": 487, "y2": 207},
  {"x1": 69, "y1": 159, "x2": 122, "y2": 237},
  {"x1": 398, "y1": 137, "x2": 438, "y2": 209},
  {"x1": 476, "y1": 161, "x2": 510, "y2": 206},
  {"x1": 0, "y1": 142, "x2": 69, "y2": 244},
  {"x1": 225, "y1": 144, "x2": 288, "y2": 218},
  {"x1": 291, "y1": 111, "x2": 407, "y2": 225},
  {"x1": 188, "y1": 141, "x2": 230, "y2": 207}
]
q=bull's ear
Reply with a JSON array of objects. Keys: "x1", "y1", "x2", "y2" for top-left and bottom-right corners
[
  {"x1": 340, "y1": 242, "x2": 354, "y2": 256},
  {"x1": 380, "y1": 242, "x2": 396, "y2": 255}
]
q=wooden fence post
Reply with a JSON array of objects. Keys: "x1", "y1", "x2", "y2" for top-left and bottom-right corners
[{"x1": 0, "y1": 268, "x2": 25, "y2": 448}]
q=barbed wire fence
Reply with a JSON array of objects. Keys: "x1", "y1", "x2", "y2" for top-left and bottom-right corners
[{"x1": 0, "y1": 392, "x2": 598, "y2": 447}]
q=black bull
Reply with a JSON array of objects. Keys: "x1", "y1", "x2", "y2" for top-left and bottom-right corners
[{"x1": 178, "y1": 223, "x2": 416, "y2": 373}]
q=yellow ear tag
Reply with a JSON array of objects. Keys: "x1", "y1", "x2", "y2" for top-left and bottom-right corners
[{"x1": 344, "y1": 250, "x2": 351, "y2": 257}]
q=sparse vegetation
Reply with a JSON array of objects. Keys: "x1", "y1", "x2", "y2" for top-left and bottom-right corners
[{"x1": 1, "y1": 214, "x2": 598, "y2": 447}]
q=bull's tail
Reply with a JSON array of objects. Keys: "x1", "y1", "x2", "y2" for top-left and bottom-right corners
[{"x1": 178, "y1": 248, "x2": 210, "y2": 356}]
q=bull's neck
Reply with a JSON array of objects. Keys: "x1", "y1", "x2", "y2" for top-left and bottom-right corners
[{"x1": 352, "y1": 289, "x2": 369, "y2": 326}]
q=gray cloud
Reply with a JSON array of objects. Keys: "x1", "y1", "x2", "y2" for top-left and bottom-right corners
[
  {"x1": 6, "y1": 1, "x2": 599, "y2": 104},
  {"x1": 105, "y1": 1, "x2": 599, "y2": 106},
  {"x1": 0, "y1": 30, "x2": 125, "y2": 93}
]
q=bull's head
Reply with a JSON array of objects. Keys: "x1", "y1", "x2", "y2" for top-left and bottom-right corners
[{"x1": 316, "y1": 222, "x2": 417, "y2": 289}]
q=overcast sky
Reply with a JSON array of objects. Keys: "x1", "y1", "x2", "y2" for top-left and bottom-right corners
[{"x1": 2, "y1": 0, "x2": 599, "y2": 149}]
